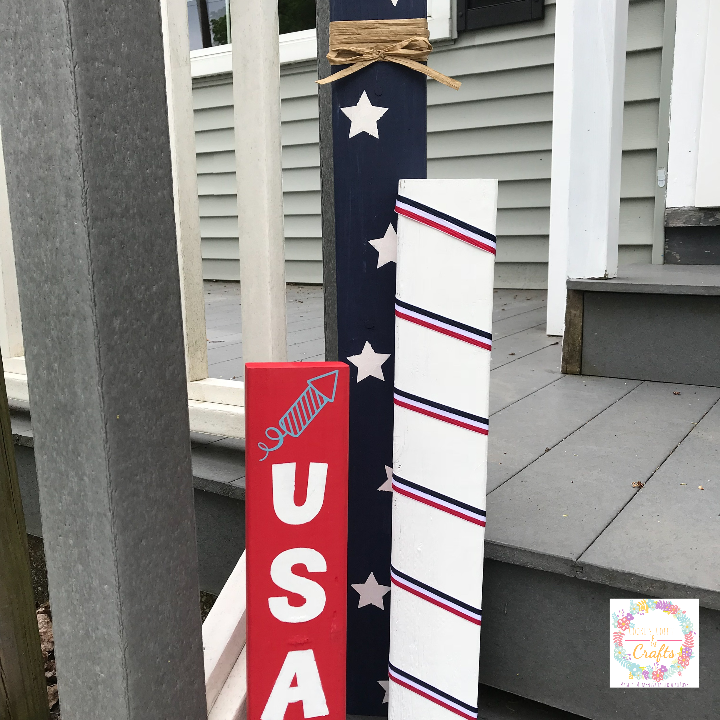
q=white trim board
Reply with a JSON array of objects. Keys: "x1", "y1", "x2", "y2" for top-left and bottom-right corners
[
  {"x1": 204, "y1": 553, "x2": 247, "y2": 714},
  {"x1": 190, "y1": 1, "x2": 455, "y2": 78},
  {"x1": 666, "y1": 0, "x2": 710, "y2": 208},
  {"x1": 4, "y1": 363, "x2": 247, "y2": 439},
  {"x1": 694, "y1": 1, "x2": 720, "y2": 208}
]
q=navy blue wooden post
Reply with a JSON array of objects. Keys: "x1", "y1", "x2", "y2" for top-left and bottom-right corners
[{"x1": 328, "y1": 0, "x2": 427, "y2": 714}]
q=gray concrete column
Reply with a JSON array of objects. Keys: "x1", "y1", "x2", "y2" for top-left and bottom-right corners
[{"x1": 0, "y1": 1, "x2": 207, "y2": 718}]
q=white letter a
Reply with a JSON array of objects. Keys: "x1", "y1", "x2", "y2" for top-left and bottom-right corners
[{"x1": 261, "y1": 649, "x2": 329, "y2": 719}]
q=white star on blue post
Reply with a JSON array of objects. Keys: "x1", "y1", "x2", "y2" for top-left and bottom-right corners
[{"x1": 341, "y1": 91, "x2": 389, "y2": 139}]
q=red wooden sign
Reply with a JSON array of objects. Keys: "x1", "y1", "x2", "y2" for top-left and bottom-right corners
[{"x1": 246, "y1": 362, "x2": 349, "y2": 720}]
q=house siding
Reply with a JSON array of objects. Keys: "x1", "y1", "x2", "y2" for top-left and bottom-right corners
[{"x1": 193, "y1": 0, "x2": 667, "y2": 288}]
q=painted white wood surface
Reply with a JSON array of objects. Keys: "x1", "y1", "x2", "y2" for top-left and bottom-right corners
[
  {"x1": 546, "y1": 0, "x2": 629, "y2": 336},
  {"x1": 4, "y1": 372, "x2": 28, "y2": 404},
  {"x1": 160, "y1": 0, "x2": 209, "y2": 382},
  {"x1": 390, "y1": 179, "x2": 497, "y2": 720},
  {"x1": 188, "y1": 399, "x2": 245, "y2": 438},
  {"x1": 0, "y1": 128, "x2": 23, "y2": 360},
  {"x1": 187, "y1": 378, "x2": 245, "y2": 406},
  {"x1": 208, "y1": 646, "x2": 247, "y2": 720},
  {"x1": 666, "y1": 0, "x2": 710, "y2": 209},
  {"x1": 694, "y1": 1, "x2": 720, "y2": 209},
  {"x1": 2, "y1": 356, "x2": 24, "y2": 374},
  {"x1": 229, "y1": 0, "x2": 288, "y2": 363},
  {"x1": 204, "y1": 552, "x2": 247, "y2": 713}
]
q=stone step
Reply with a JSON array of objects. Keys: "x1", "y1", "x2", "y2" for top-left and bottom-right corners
[
  {"x1": 349, "y1": 684, "x2": 586, "y2": 720},
  {"x1": 665, "y1": 207, "x2": 720, "y2": 265},
  {"x1": 564, "y1": 265, "x2": 720, "y2": 386}
]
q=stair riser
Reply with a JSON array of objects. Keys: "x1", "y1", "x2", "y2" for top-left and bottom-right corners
[
  {"x1": 666, "y1": 226, "x2": 720, "y2": 265},
  {"x1": 15, "y1": 444, "x2": 246, "y2": 597},
  {"x1": 480, "y1": 561, "x2": 720, "y2": 720},
  {"x1": 569, "y1": 291, "x2": 720, "y2": 387}
]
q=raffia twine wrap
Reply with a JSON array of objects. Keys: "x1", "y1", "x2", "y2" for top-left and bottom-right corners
[{"x1": 316, "y1": 19, "x2": 461, "y2": 90}]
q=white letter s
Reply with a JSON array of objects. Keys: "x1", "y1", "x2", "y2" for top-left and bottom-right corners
[{"x1": 268, "y1": 548, "x2": 327, "y2": 623}]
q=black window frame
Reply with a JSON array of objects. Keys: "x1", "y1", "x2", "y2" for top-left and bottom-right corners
[{"x1": 457, "y1": 0, "x2": 545, "y2": 33}]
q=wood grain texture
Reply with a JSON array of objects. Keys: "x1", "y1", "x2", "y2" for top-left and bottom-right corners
[
  {"x1": 391, "y1": 180, "x2": 496, "y2": 720},
  {"x1": 486, "y1": 381, "x2": 720, "y2": 571},
  {"x1": 329, "y1": 1, "x2": 428, "y2": 714},
  {"x1": 665, "y1": 206, "x2": 720, "y2": 228},
  {"x1": 316, "y1": 0, "x2": 338, "y2": 360},
  {"x1": 0, "y1": 357, "x2": 48, "y2": 720},
  {"x1": 580, "y1": 394, "x2": 720, "y2": 608},
  {"x1": 561, "y1": 289, "x2": 583, "y2": 375}
]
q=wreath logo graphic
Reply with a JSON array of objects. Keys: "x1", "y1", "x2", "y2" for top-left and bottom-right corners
[{"x1": 612, "y1": 600, "x2": 696, "y2": 682}]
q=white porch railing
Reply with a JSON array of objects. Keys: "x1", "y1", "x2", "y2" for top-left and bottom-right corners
[
  {"x1": 0, "y1": 0, "x2": 292, "y2": 440},
  {"x1": 203, "y1": 552, "x2": 247, "y2": 719},
  {"x1": 0, "y1": 0, "x2": 457, "y2": 439}
]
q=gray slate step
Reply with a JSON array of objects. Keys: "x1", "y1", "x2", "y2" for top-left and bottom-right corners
[
  {"x1": 566, "y1": 265, "x2": 720, "y2": 387},
  {"x1": 580, "y1": 397, "x2": 720, "y2": 607}
]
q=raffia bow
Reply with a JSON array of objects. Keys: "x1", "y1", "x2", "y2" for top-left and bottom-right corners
[{"x1": 316, "y1": 19, "x2": 461, "y2": 91}]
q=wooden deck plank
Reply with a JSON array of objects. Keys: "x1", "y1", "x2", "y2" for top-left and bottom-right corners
[
  {"x1": 491, "y1": 326, "x2": 559, "y2": 370},
  {"x1": 288, "y1": 345, "x2": 326, "y2": 362},
  {"x1": 493, "y1": 291, "x2": 547, "y2": 321},
  {"x1": 204, "y1": 317, "x2": 245, "y2": 331},
  {"x1": 493, "y1": 307, "x2": 547, "y2": 339},
  {"x1": 203, "y1": 284, "x2": 553, "y2": 375},
  {"x1": 206, "y1": 332, "x2": 243, "y2": 345},
  {"x1": 489, "y1": 344, "x2": 562, "y2": 415},
  {"x1": 207, "y1": 343, "x2": 246, "y2": 364},
  {"x1": 286, "y1": 327, "x2": 325, "y2": 345},
  {"x1": 207, "y1": 358, "x2": 245, "y2": 380},
  {"x1": 286, "y1": 316, "x2": 326, "y2": 331},
  {"x1": 579, "y1": 397, "x2": 720, "y2": 608},
  {"x1": 488, "y1": 375, "x2": 642, "y2": 493},
  {"x1": 486, "y1": 382, "x2": 720, "y2": 575}
]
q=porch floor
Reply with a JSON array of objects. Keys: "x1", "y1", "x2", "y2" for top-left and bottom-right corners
[
  {"x1": 203, "y1": 281, "x2": 720, "y2": 610},
  {"x1": 204, "y1": 281, "x2": 324, "y2": 379},
  {"x1": 201, "y1": 282, "x2": 719, "y2": 718}
]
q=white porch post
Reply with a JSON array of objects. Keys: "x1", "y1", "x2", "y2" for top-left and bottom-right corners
[
  {"x1": 160, "y1": 0, "x2": 209, "y2": 382},
  {"x1": 694, "y1": 2, "x2": 720, "y2": 209},
  {"x1": 665, "y1": 0, "x2": 710, "y2": 210},
  {"x1": 229, "y1": 0, "x2": 288, "y2": 363},
  {"x1": 546, "y1": 0, "x2": 629, "y2": 336},
  {"x1": 0, "y1": 128, "x2": 23, "y2": 359}
]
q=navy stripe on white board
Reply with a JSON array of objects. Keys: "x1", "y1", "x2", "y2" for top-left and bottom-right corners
[
  {"x1": 395, "y1": 298, "x2": 492, "y2": 350},
  {"x1": 394, "y1": 388, "x2": 489, "y2": 435},
  {"x1": 395, "y1": 195, "x2": 496, "y2": 255},
  {"x1": 388, "y1": 663, "x2": 478, "y2": 720},
  {"x1": 392, "y1": 474, "x2": 487, "y2": 527},
  {"x1": 391, "y1": 565, "x2": 482, "y2": 624}
]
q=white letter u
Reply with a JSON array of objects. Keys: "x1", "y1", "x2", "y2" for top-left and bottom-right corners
[{"x1": 272, "y1": 462, "x2": 327, "y2": 525}]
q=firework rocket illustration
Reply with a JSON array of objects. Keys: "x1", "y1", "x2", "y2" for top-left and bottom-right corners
[{"x1": 258, "y1": 370, "x2": 339, "y2": 460}]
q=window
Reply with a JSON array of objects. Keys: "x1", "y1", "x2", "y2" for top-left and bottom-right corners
[
  {"x1": 279, "y1": 0, "x2": 316, "y2": 35},
  {"x1": 188, "y1": 0, "x2": 230, "y2": 51},
  {"x1": 457, "y1": 0, "x2": 544, "y2": 33},
  {"x1": 187, "y1": 0, "x2": 316, "y2": 52}
]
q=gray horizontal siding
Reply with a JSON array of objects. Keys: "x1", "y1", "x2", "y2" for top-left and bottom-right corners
[
  {"x1": 427, "y1": 0, "x2": 666, "y2": 286},
  {"x1": 193, "y1": 0, "x2": 666, "y2": 288},
  {"x1": 193, "y1": 64, "x2": 322, "y2": 283}
]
